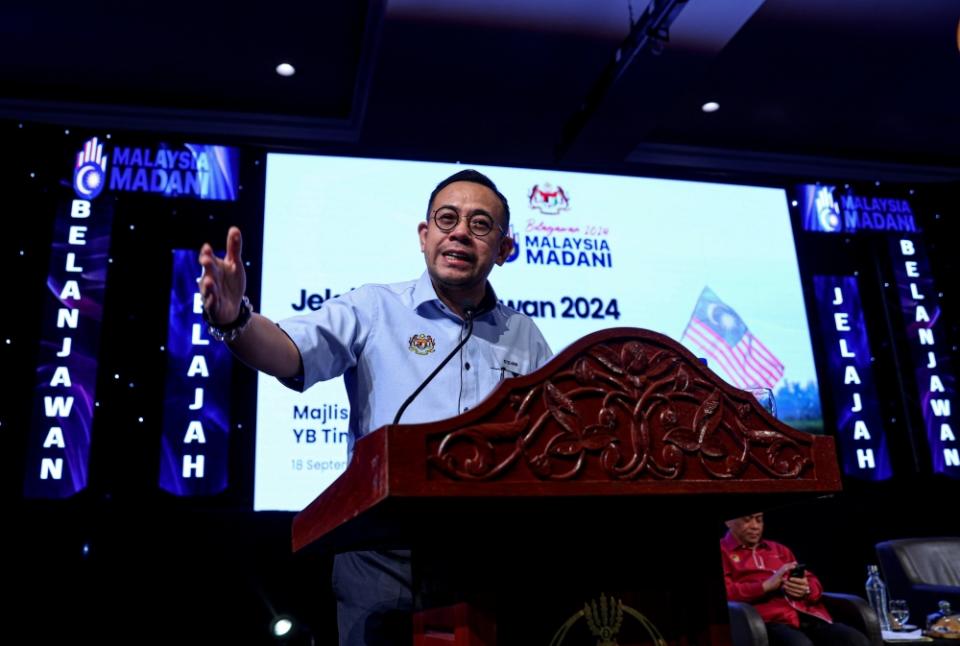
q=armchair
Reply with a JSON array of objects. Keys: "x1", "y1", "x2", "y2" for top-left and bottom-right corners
[
  {"x1": 876, "y1": 537, "x2": 960, "y2": 619},
  {"x1": 727, "y1": 593, "x2": 883, "y2": 646}
]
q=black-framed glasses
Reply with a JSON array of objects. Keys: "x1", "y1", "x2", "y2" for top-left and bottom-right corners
[{"x1": 432, "y1": 207, "x2": 504, "y2": 238}]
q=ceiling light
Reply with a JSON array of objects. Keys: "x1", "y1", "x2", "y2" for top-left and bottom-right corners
[
  {"x1": 270, "y1": 616, "x2": 294, "y2": 638},
  {"x1": 275, "y1": 63, "x2": 296, "y2": 77},
  {"x1": 701, "y1": 101, "x2": 720, "y2": 113}
]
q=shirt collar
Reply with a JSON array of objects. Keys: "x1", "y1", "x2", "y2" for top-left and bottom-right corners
[
  {"x1": 721, "y1": 530, "x2": 768, "y2": 551},
  {"x1": 412, "y1": 270, "x2": 499, "y2": 318}
]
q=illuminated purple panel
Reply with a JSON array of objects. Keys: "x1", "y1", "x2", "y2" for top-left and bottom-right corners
[
  {"x1": 106, "y1": 143, "x2": 239, "y2": 201},
  {"x1": 24, "y1": 198, "x2": 114, "y2": 498},
  {"x1": 158, "y1": 250, "x2": 233, "y2": 495},
  {"x1": 888, "y1": 238, "x2": 958, "y2": 477},
  {"x1": 812, "y1": 275, "x2": 893, "y2": 480},
  {"x1": 184, "y1": 144, "x2": 240, "y2": 201},
  {"x1": 799, "y1": 184, "x2": 844, "y2": 233},
  {"x1": 797, "y1": 184, "x2": 919, "y2": 235}
]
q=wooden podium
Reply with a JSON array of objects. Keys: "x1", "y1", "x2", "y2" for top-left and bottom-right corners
[{"x1": 292, "y1": 328, "x2": 841, "y2": 645}]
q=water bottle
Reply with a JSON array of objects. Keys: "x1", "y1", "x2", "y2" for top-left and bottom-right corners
[
  {"x1": 866, "y1": 564, "x2": 891, "y2": 630},
  {"x1": 927, "y1": 600, "x2": 953, "y2": 632}
]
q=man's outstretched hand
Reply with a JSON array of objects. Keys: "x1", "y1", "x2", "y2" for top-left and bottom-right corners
[{"x1": 199, "y1": 226, "x2": 246, "y2": 325}]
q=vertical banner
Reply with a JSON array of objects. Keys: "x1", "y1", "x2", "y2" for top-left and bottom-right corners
[
  {"x1": 888, "y1": 238, "x2": 958, "y2": 476},
  {"x1": 158, "y1": 250, "x2": 233, "y2": 495},
  {"x1": 812, "y1": 275, "x2": 893, "y2": 480},
  {"x1": 24, "y1": 137, "x2": 115, "y2": 498}
]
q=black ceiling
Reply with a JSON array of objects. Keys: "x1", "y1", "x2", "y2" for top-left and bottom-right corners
[{"x1": 3, "y1": 0, "x2": 959, "y2": 180}]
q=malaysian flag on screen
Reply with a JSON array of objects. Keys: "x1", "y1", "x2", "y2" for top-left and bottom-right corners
[{"x1": 680, "y1": 287, "x2": 785, "y2": 389}]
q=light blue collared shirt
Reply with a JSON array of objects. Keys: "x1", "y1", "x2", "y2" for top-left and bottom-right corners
[{"x1": 278, "y1": 271, "x2": 553, "y2": 454}]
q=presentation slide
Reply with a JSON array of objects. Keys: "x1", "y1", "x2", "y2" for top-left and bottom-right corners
[{"x1": 255, "y1": 154, "x2": 819, "y2": 511}]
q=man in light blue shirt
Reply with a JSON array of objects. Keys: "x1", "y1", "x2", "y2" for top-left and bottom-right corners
[
  {"x1": 277, "y1": 270, "x2": 552, "y2": 457},
  {"x1": 199, "y1": 169, "x2": 552, "y2": 645}
]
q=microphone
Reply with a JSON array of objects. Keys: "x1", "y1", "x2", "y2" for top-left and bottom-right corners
[{"x1": 393, "y1": 306, "x2": 476, "y2": 425}]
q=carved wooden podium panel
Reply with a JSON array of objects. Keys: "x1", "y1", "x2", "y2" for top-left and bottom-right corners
[{"x1": 292, "y1": 328, "x2": 842, "y2": 645}]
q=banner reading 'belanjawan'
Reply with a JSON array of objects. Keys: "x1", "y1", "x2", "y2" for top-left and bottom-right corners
[
  {"x1": 888, "y1": 238, "x2": 958, "y2": 477},
  {"x1": 24, "y1": 137, "x2": 114, "y2": 498}
]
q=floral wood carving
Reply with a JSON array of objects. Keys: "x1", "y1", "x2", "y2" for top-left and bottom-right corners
[{"x1": 428, "y1": 336, "x2": 814, "y2": 482}]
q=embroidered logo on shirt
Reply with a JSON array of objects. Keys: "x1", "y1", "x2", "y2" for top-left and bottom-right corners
[
  {"x1": 730, "y1": 554, "x2": 740, "y2": 563},
  {"x1": 408, "y1": 333, "x2": 436, "y2": 355}
]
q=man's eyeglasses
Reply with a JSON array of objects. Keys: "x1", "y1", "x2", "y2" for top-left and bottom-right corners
[{"x1": 432, "y1": 207, "x2": 504, "y2": 238}]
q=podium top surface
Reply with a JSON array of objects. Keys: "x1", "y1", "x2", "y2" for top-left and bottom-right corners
[{"x1": 293, "y1": 327, "x2": 841, "y2": 552}]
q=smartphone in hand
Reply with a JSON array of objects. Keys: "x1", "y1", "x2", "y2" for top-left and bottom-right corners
[{"x1": 790, "y1": 564, "x2": 807, "y2": 578}]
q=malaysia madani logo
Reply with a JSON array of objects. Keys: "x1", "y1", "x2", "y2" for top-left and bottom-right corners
[
  {"x1": 74, "y1": 136, "x2": 108, "y2": 200},
  {"x1": 529, "y1": 182, "x2": 570, "y2": 215},
  {"x1": 814, "y1": 186, "x2": 841, "y2": 232},
  {"x1": 408, "y1": 333, "x2": 436, "y2": 355},
  {"x1": 505, "y1": 224, "x2": 520, "y2": 263}
]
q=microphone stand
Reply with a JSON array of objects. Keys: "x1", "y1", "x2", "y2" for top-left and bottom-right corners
[{"x1": 393, "y1": 308, "x2": 475, "y2": 425}]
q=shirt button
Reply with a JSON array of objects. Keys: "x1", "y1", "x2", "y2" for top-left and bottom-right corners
[{"x1": 464, "y1": 362, "x2": 471, "y2": 370}]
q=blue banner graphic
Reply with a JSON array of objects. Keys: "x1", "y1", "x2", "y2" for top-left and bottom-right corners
[
  {"x1": 158, "y1": 250, "x2": 233, "y2": 495},
  {"x1": 798, "y1": 185, "x2": 918, "y2": 235},
  {"x1": 107, "y1": 143, "x2": 240, "y2": 201},
  {"x1": 812, "y1": 275, "x2": 893, "y2": 480},
  {"x1": 24, "y1": 138, "x2": 115, "y2": 497},
  {"x1": 888, "y1": 238, "x2": 958, "y2": 477}
]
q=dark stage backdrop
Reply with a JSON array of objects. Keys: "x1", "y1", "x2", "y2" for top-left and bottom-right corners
[{"x1": 2, "y1": 119, "x2": 957, "y2": 643}]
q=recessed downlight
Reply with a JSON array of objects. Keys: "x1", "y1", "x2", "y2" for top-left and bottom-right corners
[
  {"x1": 275, "y1": 62, "x2": 296, "y2": 77},
  {"x1": 701, "y1": 101, "x2": 720, "y2": 113}
]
